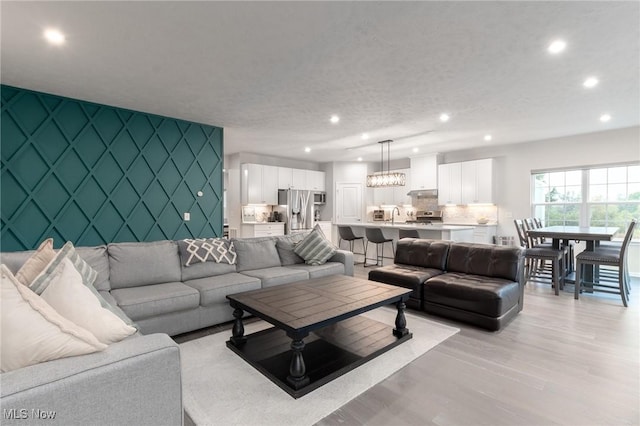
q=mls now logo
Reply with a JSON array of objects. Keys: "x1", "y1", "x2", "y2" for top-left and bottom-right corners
[{"x1": 3, "y1": 408, "x2": 56, "y2": 420}]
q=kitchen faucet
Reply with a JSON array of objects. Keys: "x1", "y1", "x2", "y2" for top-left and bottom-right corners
[{"x1": 391, "y1": 207, "x2": 400, "y2": 226}]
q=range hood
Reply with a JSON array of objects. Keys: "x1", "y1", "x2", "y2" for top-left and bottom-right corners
[{"x1": 406, "y1": 189, "x2": 438, "y2": 198}]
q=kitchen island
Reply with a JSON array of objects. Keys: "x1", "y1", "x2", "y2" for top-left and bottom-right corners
[{"x1": 339, "y1": 222, "x2": 476, "y2": 244}]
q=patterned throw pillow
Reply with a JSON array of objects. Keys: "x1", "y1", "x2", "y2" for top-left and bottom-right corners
[
  {"x1": 178, "y1": 238, "x2": 237, "y2": 267},
  {"x1": 293, "y1": 225, "x2": 337, "y2": 266}
]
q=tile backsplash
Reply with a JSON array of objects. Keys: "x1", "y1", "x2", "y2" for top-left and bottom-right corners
[{"x1": 441, "y1": 204, "x2": 498, "y2": 224}]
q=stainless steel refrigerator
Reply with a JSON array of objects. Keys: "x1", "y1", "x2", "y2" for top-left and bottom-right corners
[{"x1": 278, "y1": 189, "x2": 313, "y2": 234}]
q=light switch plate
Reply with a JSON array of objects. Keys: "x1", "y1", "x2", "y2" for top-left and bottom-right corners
[{"x1": 183, "y1": 212, "x2": 190, "y2": 221}]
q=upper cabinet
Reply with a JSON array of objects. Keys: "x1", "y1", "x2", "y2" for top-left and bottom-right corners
[
  {"x1": 438, "y1": 159, "x2": 494, "y2": 205},
  {"x1": 410, "y1": 155, "x2": 438, "y2": 190},
  {"x1": 461, "y1": 158, "x2": 493, "y2": 204},
  {"x1": 438, "y1": 163, "x2": 462, "y2": 205},
  {"x1": 243, "y1": 164, "x2": 326, "y2": 204},
  {"x1": 307, "y1": 170, "x2": 326, "y2": 191},
  {"x1": 242, "y1": 164, "x2": 278, "y2": 205},
  {"x1": 372, "y1": 168, "x2": 411, "y2": 206}
]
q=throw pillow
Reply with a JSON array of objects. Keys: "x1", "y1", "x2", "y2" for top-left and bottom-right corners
[
  {"x1": 14, "y1": 238, "x2": 55, "y2": 286},
  {"x1": 293, "y1": 226, "x2": 337, "y2": 266},
  {"x1": 0, "y1": 265, "x2": 107, "y2": 373},
  {"x1": 40, "y1": 258, "x2": 137, "y2": 345},
  {"x1": 275, "y1": 234, "x2": 305, "y2": 266},
  {"x1": 232, "y1": 237, "x2": 282, "y2": 272},
  {"x1": 177, "y1": 238, "x2": 237, "y2": 266},
  {"x1": 30, "y1": 241, "x2": 136, "y2": 329}
]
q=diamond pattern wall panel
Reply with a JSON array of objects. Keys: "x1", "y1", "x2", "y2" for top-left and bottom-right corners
[{"x1": 1, "y1": 85, "x2": 224, "y2": 251}]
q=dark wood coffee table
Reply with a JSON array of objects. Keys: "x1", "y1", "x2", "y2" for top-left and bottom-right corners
[{"x1": 226, "y1": 275, "x2": 412, "y2": 398}]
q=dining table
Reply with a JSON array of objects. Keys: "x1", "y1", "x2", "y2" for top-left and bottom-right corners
[{"x1": 526, "y1": 225, "x2": 619, "y2": 286}]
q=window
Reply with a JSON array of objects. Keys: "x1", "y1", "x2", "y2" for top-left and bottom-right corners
[{"x1": 532, "y1": 163, "x2": 640, "y2": 239}]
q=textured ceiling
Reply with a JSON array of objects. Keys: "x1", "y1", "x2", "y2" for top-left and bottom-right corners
[{"x1": 2, "y1": 1, "x2": 639, "y2": 163}]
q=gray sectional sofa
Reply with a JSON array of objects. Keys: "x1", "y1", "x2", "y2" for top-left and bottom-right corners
[{"x1": 0, "y1": 236, "x2": 354, "y2": 425}]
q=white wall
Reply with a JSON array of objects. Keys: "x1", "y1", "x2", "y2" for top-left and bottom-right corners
[{"x1": 441, "y1": 126, "x2": 640, "y2": 238}]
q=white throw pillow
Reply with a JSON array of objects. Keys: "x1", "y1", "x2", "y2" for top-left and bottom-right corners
[
  {"x1": 14, "y1": 238, "x2": 56, "y2": 286},
  {"x1": 40, "y1": 258, "x2": 136, "y2": 344},
  {"x1": 0, "y1": 264, "x2": 107, "y2": 373}
]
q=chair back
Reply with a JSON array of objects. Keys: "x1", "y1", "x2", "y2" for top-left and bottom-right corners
[
  {"x1": 399, "y1": 229, "x2": 420, "y2": 239},
  {"x1": 337, "y1": 226, "x2": 357, "y2": 241},
  {"x1": 513, "y1": 219, "x2": 529, "y2": 248},
  {"x1": 619, "y1": 219, "x2": 637, "y2": 264},
  {"x1": 365, "y1": 227, "x2": 387, "y2": 243},
  {"x1": 533, "y1": 218, "x2": 546, "y2": 242}
]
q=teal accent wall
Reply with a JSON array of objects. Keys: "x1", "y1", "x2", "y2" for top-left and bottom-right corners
[{"x1": 1, "y1": 85, "x2": 223, "y2": 251}]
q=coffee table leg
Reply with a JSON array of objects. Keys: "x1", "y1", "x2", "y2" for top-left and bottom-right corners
[
  {"x1": 287, "y1": 338, "x2": 310, "y2": 389},
  {"x1": 393, "y1": 300, "x2": 409, "y2": 337},
  {"x1": 230, "y1": 308, "x2": 246, "y2": 346}
]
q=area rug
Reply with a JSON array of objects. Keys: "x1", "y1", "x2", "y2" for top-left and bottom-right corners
[{"x1": 179, "y1": 307, "x2": 459, "y2": 426}]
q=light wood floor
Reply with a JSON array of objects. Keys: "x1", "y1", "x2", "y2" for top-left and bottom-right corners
[
  {"x1": 179, "y1": 263, "x2": 639, "y2": 426},
  {"x1": 315, "y1": 264, "x2": 639, "y2": 426}
]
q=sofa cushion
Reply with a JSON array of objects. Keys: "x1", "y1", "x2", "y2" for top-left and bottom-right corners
[
  {"x1": 40, "y1": 258, "x2": 136, "y2": 344},
  {"x1": 111, "y1": 282, "x2": 199, "y2": 320},
  {"x1": 184, "y1": 272, "x2": 261, "y2": 306},
  {"x1": 446, "y1": 243, "x2": 522, "y2": 281},
  {"x1": 423, "y1": 272, "x2": 520, "y2": 317},
  {"x1": 108, "y1": 240, "x2": 181, "y2": 289},
  {"x1": 1, "y1": 265, "x2": 106, "y2": 372},
  {"x1": 232, "y1": 237, "x2": 281, "y2": 272},
  {"x1": 369, "y1": 264, "x2": 444, "y2": 300},
  {"x1": 241, "y1": 267, "x2": 309, "y2": 288},
  {"x1": 180, "y1": 259, "x2": 237, "y2": 281},
  {"x1": 395, "y1": 239, "x2": 450, "y2": 270},
  {"x1": 285, "y1": 262, "x2": 345, "y2": 279}
]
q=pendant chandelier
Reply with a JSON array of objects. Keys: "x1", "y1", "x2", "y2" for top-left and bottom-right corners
[{"x1": 366, "y1": 140, "x2": 406, "y2": 187}]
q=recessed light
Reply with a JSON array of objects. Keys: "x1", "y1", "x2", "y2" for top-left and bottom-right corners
[
  {"x1": 600, "y1": 114, "x2": 611, "y2": 122},
  {"x1": 548, "y1": 39, "x2": 566, "y2": 54},
  {"x1": 439, "y1": 113, "x2": 450, "y2": 122},
  {"x1": 412, "y1": 147, "x2": 419, "y2": 153},
  {"x1": 361, "y1": 133, "x2": 369, "y2": 140},
  {"x1": 330, "y1": 115, "x2": 340, "y2": 124},
  {"x1": 484, "y1": 134, "x2": 493, "y2": 141},
  {"x1": 357, "y1": 157, "x2": 363, "y2": 162},
  {"x1": 304, "y1": 147, "x2": 311, "y2": 153},
  {"x1": 583, "y1": 77, "x2": 599, "y2": 88},
  {"x1": 44, "y1": 28, "x2": 65, "y2": 45}
]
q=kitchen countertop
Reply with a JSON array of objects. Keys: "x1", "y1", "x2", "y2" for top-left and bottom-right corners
[{"x1": 342, "y1": 222, "x2": 475, "y2": 231}]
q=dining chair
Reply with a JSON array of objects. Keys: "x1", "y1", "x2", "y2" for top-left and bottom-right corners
[
  {"x1": 337, "y1": 226, "x2": 366, "y2": 263},
  {"x1": 364, "y1": 227, "x2": 395, "y2": 267},
  {"x1": 514, "y1": 219, "x2": 565, "y2": 295},
  {"x1": 532, "y1": 217, "x2": 575, "y2": 273},
  {"x1": 574, "y1": 219, "x2": 636, "y2": 306}
]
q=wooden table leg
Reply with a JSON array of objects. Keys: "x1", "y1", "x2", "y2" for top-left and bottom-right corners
[
  {"x1": 287, "y1": 338, "x2": 310, "y2": 389},
  {"x1": 393, "y1": 300, "x2": 409, "y2": 337},
  {"x1": 230, "y1": 307, "x2": 246, "y2": 346}
]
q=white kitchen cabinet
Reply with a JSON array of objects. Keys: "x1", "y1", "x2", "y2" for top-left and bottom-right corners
[
  {"x1": 372, "y1": 169, "x2": 410, "y2": 206},
  {"x1": 393, "y1": 168, "x2": 411, "y2": 205},
  {"x1": 410, "y1": 155, "x2": 438, "y2": 190},
  {"x1": 438, "y1": 163, "x2": 462, "y2": 205},
  {"x1": 461, "y1": 158, "x2": 494, "y2": 204},
  {"x1": 277, "y1": 167, "x2": 293, "y2": 189},
  {"x1": 241, "y1": 164, "x2": 278, "y2": 205},
  {"x1": 291, "y1": 169, "x2": 307, "y2": 189},
  {"x1": 472, "y1": 225, "x2": 497, "y2": 244},
  {"x1": 241, "y1": 223, "x2": 285, "y2": 237},
  {"x1": 307, "y1": 170, "x2": 326, "y2": 191}
]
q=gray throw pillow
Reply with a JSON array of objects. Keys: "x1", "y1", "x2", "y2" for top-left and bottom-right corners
[
  {"x1": 276, "y1": 234, "x2": 305, "y2": 266},
  {"x1": 232, "y1": 237, "x2": 281, "y2": 272},
  {"x1": 293, "y1": 226, "x2": 337, "y2": 266}
]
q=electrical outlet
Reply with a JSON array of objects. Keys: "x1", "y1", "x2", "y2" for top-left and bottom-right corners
[{"x1": 183, "y1": 212, "x2": 190, "y2": 221}]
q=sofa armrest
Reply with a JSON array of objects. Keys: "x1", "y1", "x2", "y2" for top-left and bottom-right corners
[
  {"x1": 0, "y1": 334, "x2": 182, "y2": 426},
  {"x1": 329, "y1": 249, "x2": 354, "y2": 276}
]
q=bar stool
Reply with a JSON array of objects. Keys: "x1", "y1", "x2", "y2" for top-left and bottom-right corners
[
  {"x1": 399, "y1": 229, "x2": 420, "y2": 239},
  {"x1": 364, "y1": 228, "x2": 395, "y2": 267},
  {"x1": 337, "y1": 226, "x2": 366, "y2": 263}
]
